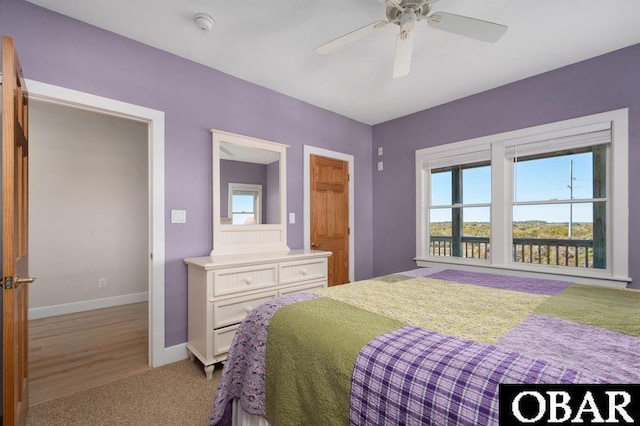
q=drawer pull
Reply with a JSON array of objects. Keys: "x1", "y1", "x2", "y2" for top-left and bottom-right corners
[
  {"x1": 245, "y1": 306, "x2": 253, "y2": 313},
  {"x1": 300, "y1": 269, "x2": 308, "y2": 275},
  {"x1": 244, "y1": 276, "x2": 253, "y2": 284},
  {"x1": 208, "y1": 297, "x2": 215, "y2": 303}
]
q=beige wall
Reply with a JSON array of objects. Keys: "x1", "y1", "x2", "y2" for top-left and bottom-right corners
[{"x1": 28, "y1": 101, "x2": 148, "y2": 313}]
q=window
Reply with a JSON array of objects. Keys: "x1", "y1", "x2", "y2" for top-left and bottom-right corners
[
  {"x1": 228, "y1": 183, "x2": 262, "y2": 225},
  {"x1": 415, "y1": 109, "x2": 629, "y2": 286},
  {"x1": 430, "y1": 161, "x2": 491, "y2": 260},
  {"x1": 511, "y1": 146, "x2": 606, "y2": 269}
]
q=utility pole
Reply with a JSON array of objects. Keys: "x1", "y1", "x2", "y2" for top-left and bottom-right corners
[{"x1": 568, "y1": 159, "x2": 575, "y2": 238}]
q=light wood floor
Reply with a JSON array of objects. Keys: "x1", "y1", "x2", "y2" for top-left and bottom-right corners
[{"x1": 28, "y1": 302, "x2": 149, "y2": 405}]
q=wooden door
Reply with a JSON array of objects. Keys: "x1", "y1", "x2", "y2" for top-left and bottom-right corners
[
  {"x1": 310, "y1": 154, "x2": 349, "y2": 286},
  {"x1": 2, "y1": 35, "x2": 33, "y2": 426}
]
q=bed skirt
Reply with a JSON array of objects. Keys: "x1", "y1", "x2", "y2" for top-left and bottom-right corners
[{"x1": 232, "y1": 400, "x2": 271, "y2": 426}]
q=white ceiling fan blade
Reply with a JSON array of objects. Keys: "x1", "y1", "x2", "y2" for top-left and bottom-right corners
[
  {"x1": 427, "y1": 12, "x2": 507, "y2": 43},
  {"x1": 393, "y1": 31, "x2": 413, "y2": 78},
  {"x1": 316, "y1": 20, "x2": 388, "y2": 54}
]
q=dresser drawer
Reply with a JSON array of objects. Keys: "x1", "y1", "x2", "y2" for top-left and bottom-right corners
[
  {"x1": 279, "y1": 280, "x2": 326, "y2": 297},
  {"x1": 212, "y1": 264, "x2": 278, "y2": 296},
  {"x1": 213, "y1": 290, "x2": 277, "y2": 329},
  {"x1": 211, "y1": 324, "x2": 240, "y2": 357},
  {"x1": 279, "y1": 258, "x2": 327, "y2": 285}
]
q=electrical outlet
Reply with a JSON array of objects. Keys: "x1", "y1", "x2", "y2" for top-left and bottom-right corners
[{"x1": 98, "y1": 278, "x2": 108, "y2": 288}]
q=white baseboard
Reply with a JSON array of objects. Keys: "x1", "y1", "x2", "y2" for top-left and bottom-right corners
[
  {"x1": 161, "y1": 343, "x2": 189, "y2": 366},
  {"x1": 28, "y1": 292, "x2": 149, "y2": 320},
  {"x1": 29, "y1": 293, "x2": 189, "y2": 370}
]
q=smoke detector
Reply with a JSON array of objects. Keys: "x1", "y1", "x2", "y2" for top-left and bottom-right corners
[{"x1": 194, "y1": 13, "x2": 214, "y2": 31}]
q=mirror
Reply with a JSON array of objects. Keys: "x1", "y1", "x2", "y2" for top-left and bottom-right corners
[
  {"x1": 211, "y1": 130, "x2": 289, "y2": 256},
  {"x1": 219, "y1": 142, "x2": 281, "y2": 225}
]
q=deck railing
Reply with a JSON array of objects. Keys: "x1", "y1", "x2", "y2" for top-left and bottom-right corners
[{"x1": 429, "y1": 236, "x2": 595, "y2": 268}]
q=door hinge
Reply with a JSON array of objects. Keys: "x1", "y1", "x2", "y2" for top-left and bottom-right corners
[{"x1": 3, "y1": 276, "x2": 13, "y2": 289}]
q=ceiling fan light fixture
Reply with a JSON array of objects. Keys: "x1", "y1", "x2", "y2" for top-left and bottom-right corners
[
  {"x1": 399, "y1": 7, "x2": 418, "y2": 31},
  {"x1": 194, "y1": 13, "x2": 214, "y2": 32}
]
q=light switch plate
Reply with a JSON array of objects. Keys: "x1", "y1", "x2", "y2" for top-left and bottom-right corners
[
  {"x1": 289, "y1": 213, "x2": 295, "y2": 224},
  {"x1": 377, "y1": 146, "x2": 383, "y2": 156},
  {"x1": 171, "y1": 209, "x2": 187, "y2": 224},
  {"x1": 377, "y1": 161, "x2": 384, "y2": 171}
]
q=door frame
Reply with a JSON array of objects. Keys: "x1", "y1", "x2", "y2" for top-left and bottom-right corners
[
  {"x1": 303, "y1": 145, "x2": 354, "y2": 283},
  {"x1": 25, "y1": 79, "x2": 167, "y2": 367}
]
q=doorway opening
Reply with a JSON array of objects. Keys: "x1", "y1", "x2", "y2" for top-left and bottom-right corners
[
  {"x1": 27, "y1": 99, "x2": 151, "y2": 403},
  {"x1": 25, "y1": 80, "x2": 165, "y2": 376}
]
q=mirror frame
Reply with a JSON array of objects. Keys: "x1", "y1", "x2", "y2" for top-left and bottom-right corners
[{"x1": 211, "y1": 129, "x2": 289, "y2": 256}]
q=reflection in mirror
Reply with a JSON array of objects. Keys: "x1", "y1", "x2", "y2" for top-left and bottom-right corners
[
  {"x1": 219, "y1": 142, "x2": 281, "y2": 225},
  {"x1": 228, "y1": 183, "x2": 262, "y2": 225}
]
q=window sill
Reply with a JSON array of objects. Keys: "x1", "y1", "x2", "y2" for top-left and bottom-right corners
[{"x1": 414, "y1": 257, "x2": 631, "y2": 288}]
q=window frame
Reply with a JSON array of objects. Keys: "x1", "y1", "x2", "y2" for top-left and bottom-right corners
[{"x1": 415, "y1": 109, "x2": 629, "y2": 287}]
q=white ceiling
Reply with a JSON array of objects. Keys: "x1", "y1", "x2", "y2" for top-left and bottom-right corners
[{"x1": 27, "y1": 0, "x2": 640, "y2": 125}]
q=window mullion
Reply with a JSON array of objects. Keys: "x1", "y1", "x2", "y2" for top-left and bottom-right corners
[
  {"x1": 491, "y1": 141, "x2": 508, "y2": 267},
  {"x1": 451, "y1": 167, "x2": 462, "y2": 257},
  {"x1": 592, "y1": 145, "x2": 606, "y2": 269},
  {"x1": 432, "y1": 203, "x2": 491, "y2": 209},
  {"x1": 513, "y1": 198, "x2": 606, "y2": 206}
]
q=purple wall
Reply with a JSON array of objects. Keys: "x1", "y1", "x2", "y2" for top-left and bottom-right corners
[
  {"x1": 372, "y1": 43, "x2": 640, "y2": 289},
  {"x1": 0, "y1": 0, "x2": 373, "y2": 346},
  {"x1": 2, "y1": 0, "x2": 637, "y2": 352},
  {"x1": 266, "y1": 161, "x2": 280, "y2": 224}
]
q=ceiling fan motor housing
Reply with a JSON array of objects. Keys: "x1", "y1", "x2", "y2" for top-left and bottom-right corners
[{"x1": 386, "y1": 0, "x2": 432, "y2": 23}]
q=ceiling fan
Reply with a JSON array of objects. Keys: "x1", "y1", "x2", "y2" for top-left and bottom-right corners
[{"x1": 316, "y1": 0, "x2": 508, "y2": 78}]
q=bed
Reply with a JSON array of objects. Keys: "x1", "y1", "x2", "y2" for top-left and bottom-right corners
[{"x1": 208, "y1": 268, "x2": 640, "y2": 426}]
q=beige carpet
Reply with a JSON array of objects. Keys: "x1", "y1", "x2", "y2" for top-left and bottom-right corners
[{"x1": 27, "y1": 359, "x2": 222, "y2": 426}]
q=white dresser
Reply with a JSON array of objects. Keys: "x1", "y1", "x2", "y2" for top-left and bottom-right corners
[{"x1": 184, "y1": 249, "x2": 331, "y2": 379}]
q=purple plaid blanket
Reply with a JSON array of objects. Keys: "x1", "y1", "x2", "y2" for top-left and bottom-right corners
[{"x1": 351, "y1": 325, "x2": 599, "y2": 426}]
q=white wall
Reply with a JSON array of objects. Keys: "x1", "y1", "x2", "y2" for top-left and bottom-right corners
[{"x1": 28, "y1": 101, "x2": 148, "y2": 316}]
